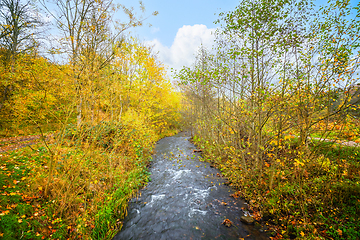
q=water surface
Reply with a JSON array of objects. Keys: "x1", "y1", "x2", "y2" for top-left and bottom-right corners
[{"x1": 113, "y1": 131, "x2": 269, "y2": 240}]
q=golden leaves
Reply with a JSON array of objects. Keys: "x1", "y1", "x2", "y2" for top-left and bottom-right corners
[{"x1": 222, "y1": 219, "x2": 233, "y2": 227}]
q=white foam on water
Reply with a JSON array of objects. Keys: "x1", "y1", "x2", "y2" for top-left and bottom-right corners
[
  {"x1": 184, "y1": 193, "x2": 188, "y2": 200},
  {"x1": 185, "y1": 186, "x2": 218, "y2": 218},
  {"x1": 167, "y1": 169, "x2": 191, "y2": 181},
  {"x1": 188, "y1": 208, "x2": 207, "y2": 217},
  {"x1": 192, "y1": 188, "x2": 210, "y2": 200},
  {"x1": 146, "y1": 194, "x2": 166, "y2": 207},
  {"x1": 243, "y1": 210, "x2": 252, "y2": 217},
  {"x1": 188, "y1": 185, "x2": 217, "y2": 201}
]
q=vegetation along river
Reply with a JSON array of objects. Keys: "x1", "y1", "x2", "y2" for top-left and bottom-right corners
[{"x1": 113, "y1": 131, "x2": 270, "y2": 240}]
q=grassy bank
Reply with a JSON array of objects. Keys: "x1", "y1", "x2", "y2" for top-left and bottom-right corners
[{"x1": 0, "y1": 120, "x2": 179, "y2": 239}]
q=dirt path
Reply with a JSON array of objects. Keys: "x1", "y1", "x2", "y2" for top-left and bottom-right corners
[
  {"x1": 0, "y1": 134, "x2": 52, "y2": 153},
  {"x1": 309, "y1": 136, "x2": 359, "y2": 147}
]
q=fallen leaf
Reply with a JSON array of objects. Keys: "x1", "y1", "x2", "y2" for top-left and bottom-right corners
[{"x1": 222, "y1": 219, "x2": 233, "y2": 227}]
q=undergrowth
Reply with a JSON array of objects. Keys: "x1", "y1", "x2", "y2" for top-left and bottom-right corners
[
  {"x1": 0, "y1": 118, "x2": 179, "y2": 239},
  {"x1": 193, "y1": 135, "x2": 360, "y2": 240}
]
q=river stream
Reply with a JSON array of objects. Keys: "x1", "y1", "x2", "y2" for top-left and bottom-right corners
[{"x1": 113, "y1": 131, "x2": 269, "y2": 240}]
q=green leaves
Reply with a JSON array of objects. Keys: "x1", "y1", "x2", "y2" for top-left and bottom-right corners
[{"x1": 176, "y1": 0, "x2": 360, "y2": 239}]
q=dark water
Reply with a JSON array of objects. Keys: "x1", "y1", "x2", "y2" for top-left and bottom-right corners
[{"x1": 113, "y1": 131, "x2": 269, "y2": 240}]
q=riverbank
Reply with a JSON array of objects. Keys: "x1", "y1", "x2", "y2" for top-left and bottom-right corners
[
  {"x1": 0, "y1": 121, "x2": 179, "y2": 239},
  {"x1": 192, "y1": 135, "x2": 360, "y2": 239}
]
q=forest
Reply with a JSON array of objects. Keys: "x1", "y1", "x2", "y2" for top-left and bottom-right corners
[
  {"x1": 175, "y1": 0, "x2": 360, "y2": 239},
  {"x1": 0, "y1": 0, "x2": 180, "y2": 239},
  {"x1": 0, "y1": 0, "x2": 359, "y2": 239}
]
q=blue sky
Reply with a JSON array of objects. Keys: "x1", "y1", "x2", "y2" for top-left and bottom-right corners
[
  {"x1": 41, "y1": 0, "x2": 239, "y2": 69},
  {"x1": 120, "y1": 0, "x2": 240, "y2": 47},
  {"x1": 117, "y1": 0, "x2": 241, "y2": 74}
]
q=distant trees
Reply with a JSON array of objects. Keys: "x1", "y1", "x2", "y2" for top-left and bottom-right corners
[
  {"x1": 0, "y1": 0, "x2": 43, "y2": 113},
  {"x1": 0, "y1": 0, "x2": 162, "y2": 132},
  {"x1": 0, "y1": 0, "x2": 42, "y2": 63},
  {"x1": 178, "y1": 0, "x2": 360, "y2": 161}
]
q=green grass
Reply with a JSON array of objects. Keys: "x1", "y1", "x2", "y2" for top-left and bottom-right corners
[
  {"x1": 0, "y1": 121, "x2": 163, "y2": 239},
  {"x1": 0, "y1": 148, "x2": 56, "y2": 239}
]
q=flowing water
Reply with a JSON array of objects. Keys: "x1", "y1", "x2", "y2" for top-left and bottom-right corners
[{"x1": 113, "y1": 131, "x2": 269, "y2": 240}]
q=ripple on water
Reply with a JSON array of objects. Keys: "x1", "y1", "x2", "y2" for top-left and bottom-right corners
[
  {"x1": 146, "y1": 194, "x2": 166, "y2": 208},
  {"x1": 186, "y1": 186, "x2": 218, "y2": 217},
  {"x1": 167, "y1": 169, "x2": 191, "y2": 181},
  {"x1": 188, "y1": 208, "x2": 207, "y2": 217}
]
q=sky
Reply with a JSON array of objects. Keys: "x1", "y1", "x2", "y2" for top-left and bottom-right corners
[
  {"x1": 116, "y1": 0, "x2": 355, "y2": 78},
  {"x1": 41, "y1": 0, "x2": 357, "y2": 78},
  {"x1": 38, "y1": 0, "x2": 239, "y2": 70},
  {"x1": 117, "y1": 0, "x2": 241, "y2": 76}
]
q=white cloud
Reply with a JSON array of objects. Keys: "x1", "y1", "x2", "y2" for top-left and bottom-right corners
[
  {"x1": 145, "y1": 24, "x2": 216, "y2": 73},
  {"x1": 151, "y1": 27, "x2": 160, "y2": 34}
]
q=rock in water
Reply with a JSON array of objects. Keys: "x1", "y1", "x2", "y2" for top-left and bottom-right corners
[{"x1": 240, "y1": 216, "x2": 255, "y2": 225}]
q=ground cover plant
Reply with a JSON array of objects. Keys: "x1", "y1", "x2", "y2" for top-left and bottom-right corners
[
  {"x1": 0, "y1": 119, "x2": 179, "y2": 239},
  {"x1": 191, "y1": 135, "x2": 360, "y2": 239}
]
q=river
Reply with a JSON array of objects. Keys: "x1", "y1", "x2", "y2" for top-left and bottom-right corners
[{"x1": 113, "y1": 131, "x2": 269, "y2": 240}]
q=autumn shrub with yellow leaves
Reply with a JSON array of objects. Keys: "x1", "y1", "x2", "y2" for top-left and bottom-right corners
[
  {"x1": 191, "y1": 130, "x2": 360, "y2": 239},
  {"x1": 0, "y1": 0, "x2": 181, "y2": 237},
  {"x1": 0, "y1": 53, "x2": 74, "y2": 136}
]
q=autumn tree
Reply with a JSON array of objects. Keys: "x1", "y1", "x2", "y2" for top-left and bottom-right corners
[
  {"x1": 40, "y1": 0, "x2": 157, "y2": 127},
  {"x1": 0, "y1": 0, "x2": 43, "y2": 113}
]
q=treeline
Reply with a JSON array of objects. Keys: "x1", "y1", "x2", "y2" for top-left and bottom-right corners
[
  {"x1": 0, "y1": 38, "x2": 180, "y2": 136},
  {"x1": 0, "y1": 0, "x2": 178, "y2": 134},
  {"x1": 176, "y1": 0, "x2": 360, "y2": 239},
  {"x1": 0, "y1": 0, "x2": 180, "y2": 239}
]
